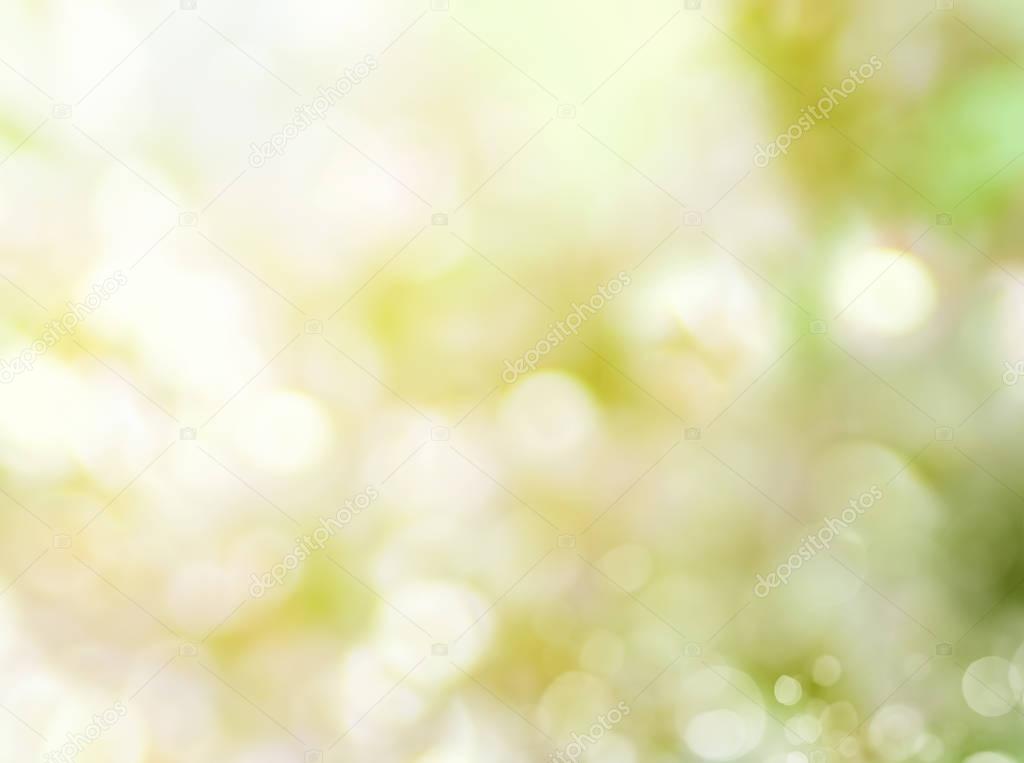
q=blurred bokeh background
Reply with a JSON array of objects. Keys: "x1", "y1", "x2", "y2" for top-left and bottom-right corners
[{"x1": 2, "y1": 0, "x2": 1024, "y2": 761}]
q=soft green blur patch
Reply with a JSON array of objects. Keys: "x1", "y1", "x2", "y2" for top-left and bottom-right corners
[
  {"x1": 911, "y1": 68, "x2": 1024, "y2": 204},
  {"x1": 854, "y1": 67, "x2": 1024, "y2": 207}
]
